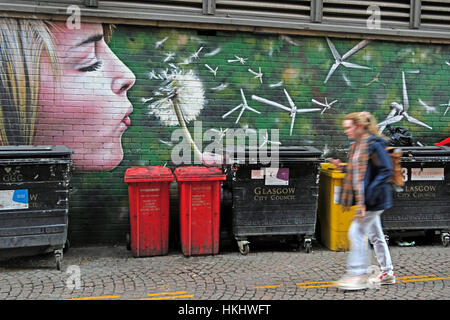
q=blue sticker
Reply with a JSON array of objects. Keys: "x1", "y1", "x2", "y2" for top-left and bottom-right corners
[{"x1": 13, "y1": 189, "x2": 28, "y2": 204}]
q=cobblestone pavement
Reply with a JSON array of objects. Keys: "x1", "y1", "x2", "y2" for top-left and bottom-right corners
[{"x1": 0, "y1": 239, "x2": 449, "y2": 302}]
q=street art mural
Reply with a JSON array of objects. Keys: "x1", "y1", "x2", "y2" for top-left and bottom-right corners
[
  {"x1": 0, "y1": 18, "x2": 449, "y2": 242},
  {"x1": 0, "y1": 19, "x2": 135, "y2": 172}
]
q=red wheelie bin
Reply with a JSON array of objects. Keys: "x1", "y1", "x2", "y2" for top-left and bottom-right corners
[
  {"x1": 174, "y1": 167, "x2": 226, "y2": 256},
  {"x1": 124, "y1": 166, "x2": 174, "y2": 257}
]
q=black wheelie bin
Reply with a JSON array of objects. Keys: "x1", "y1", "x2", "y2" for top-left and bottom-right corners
[
  {"x1": 381, "y1": 146, "x2": 450, "y2": 246},
  {"x1": 0, "y1": 146, "x2": 73, "y2": 270},
  {"x1": 229, "y1": 146, "x2": 322, "y2": 254}
]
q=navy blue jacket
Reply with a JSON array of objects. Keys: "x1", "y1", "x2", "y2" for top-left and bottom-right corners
[{"x1": 363, "y1": 135, "x2": 393, "y2": 211}]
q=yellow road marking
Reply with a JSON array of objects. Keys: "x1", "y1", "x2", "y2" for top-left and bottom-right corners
[
  {"x1": 299, "y1": 284, "x2": 338, "y2": 289},
  {"x1": 397, "y1": 274, "x2": 437, "y2": 280},
  {"x1": 296, "y1": 280, "x2": 338, "y2": 286},
  {"x1": 400, "y1": 276, "x2": 450, "y2": 283},
  {"x1": 253, "y1": 284, "x2": 283, "y2": 289},
  {"x1": 63, "y1": 295, "x2": 120, "y2": 300},
  {"x1": 296, "y1": 274, "x2": 447, "y2": 289},
  {"x1": 147, "y1": 291, "x2": 187, "y2": 297},
  {"x1": 137, "y1": 294, "x2": 194, "y2": 300}
]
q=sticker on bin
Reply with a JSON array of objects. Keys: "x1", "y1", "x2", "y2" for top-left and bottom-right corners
[
  {"x1": 0, "y1": 189, "x2": 28, "y2": 210},
  {"x1": 251, "y1": 169, "x2": 264, "y2": 179},
  {"x1": 334, "y1": 186, "x2": 341, "y2": 204},
  {"x1": 265, "y1": 168, "x2": 289, "y2": 185},
  {"x1": 411, "y1": 168, "x2": 444, "y2": 181}
]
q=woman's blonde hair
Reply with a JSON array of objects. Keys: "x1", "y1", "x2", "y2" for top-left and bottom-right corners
[
  {"x1": 344, "y1": 111, "x2": 389, "y2": 139},
  {"x1": 0, "y1": 18, "x2": 59, "y2": 145}
]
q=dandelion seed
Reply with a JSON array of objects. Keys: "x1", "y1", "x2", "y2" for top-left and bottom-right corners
[
  {"x1": 141, "y1": 97, "x2": 153, "y2": 103},
  {"x1": 205, "y1": 47, "x2": 221, "y2": 57},
  {"x1": 179, "y1": 57, "x2": 192, "y2": 65},
  {"x1": 191, "y1": 47, "x2": 203, "y2": 60},
  {"x1": 269, "y1": 81, "x2": 283, "y2": 88},
  {"x1": 205, "y1": 64, "x2": 218, "y2": 77},
  {"x1": 163, "y1": 52, "x2": 175, "y2": 63},
  {"x1": 228, "y1": 55, "x2": 247, "y2": 64},
  {"x1": 248, "y1": 67, "x2": 263, "y2": 84},
  {"x1": 211, "y1": 83, "x2": 228, "y2": 91},
  {"x1": 155, "y1": 37, "x2": 169, "y2": 49}
]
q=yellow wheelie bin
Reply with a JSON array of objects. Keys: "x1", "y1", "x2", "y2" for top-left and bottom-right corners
[{"x1": 317, "y1": 163, "x2": 356, "y2": 251}]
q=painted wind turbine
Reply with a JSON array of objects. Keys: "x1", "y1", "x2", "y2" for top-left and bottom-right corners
[
  {"x1": 324, "y1": 38, "x2": 371, "y2": 84},
  {"x1": 222, "y1": 89, "x2": 261, "y2": 124},
  {"x1": 312, "y1": 97, "x2": 338, "y2": 114},
  {"x1": 440, "y1": 99, "x2": 450, "y2": 116},
  {"x1": 378, "y1": 71, "x2": 432, "y2": 132},
  {"x1": 252, "y1": 89, "x2": 321, "y2": 136}
]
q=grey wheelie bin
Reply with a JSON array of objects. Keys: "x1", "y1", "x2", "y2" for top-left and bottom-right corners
[
  {"x1": 0, "y1": 146, "x2": 73, "y2": 270},
  {"x1": 229, "y1": 146, "x2": 322, "y2": 254},
  {"x1": 381, "y1": 146, "x2": 450, "y2": 246}
]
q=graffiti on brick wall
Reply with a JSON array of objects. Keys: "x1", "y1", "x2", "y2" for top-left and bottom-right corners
[
  {"x1": 1, "y1": 20, "x2": 449, "y2": 172},
  {"x1": 113, "y1": 28, "x2": 449, "y2": 167},
  {"x1": 0, "y1": 19, "x2": 135, "y2": 172}
]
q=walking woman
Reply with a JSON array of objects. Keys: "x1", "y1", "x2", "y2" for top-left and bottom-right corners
[{"x1": 329, "y1": 111, "x2": 396, "y2": 290}]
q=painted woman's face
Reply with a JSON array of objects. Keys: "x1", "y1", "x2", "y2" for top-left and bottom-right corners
[{"x1": 35, "y1": 22, "x2": 135, "y2": 171}]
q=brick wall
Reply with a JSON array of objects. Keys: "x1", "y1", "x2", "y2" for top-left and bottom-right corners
[{"x1": 1, "y1": 19, "x2": 449, "y2": 244}]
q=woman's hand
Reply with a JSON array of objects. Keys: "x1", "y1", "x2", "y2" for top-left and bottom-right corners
[{"x1": 327, "y1": 158, "x2": 344, "y2": 171}]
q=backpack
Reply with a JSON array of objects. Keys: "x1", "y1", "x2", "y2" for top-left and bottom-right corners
[{"x1": 369, "y1": 141, "x2": 405, "y2": 192}]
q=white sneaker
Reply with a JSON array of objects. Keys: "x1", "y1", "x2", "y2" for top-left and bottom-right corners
[
  {"x1": 337, "y1": 274, "x2": 368, "y2": 290},
  {"x1": 376, "y1": 270, "x2": 396, "y2": 285}
]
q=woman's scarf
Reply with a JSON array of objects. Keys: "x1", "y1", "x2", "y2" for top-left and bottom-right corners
[{"x1": 340, "y1": 134, "x2": 370, "y2": 213}]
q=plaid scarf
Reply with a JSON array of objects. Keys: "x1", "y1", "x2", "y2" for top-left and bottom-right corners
[{"x1": 340, "y1": 134, "x2": 370, "y2": 213}]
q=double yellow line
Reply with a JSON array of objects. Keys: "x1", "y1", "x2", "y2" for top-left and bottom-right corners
[
  {"x1": 63, "y1": 291, "x2": 194, "y2": 300},
  {"x1": 137, "y1": 291, "x2": 194, "y2": 300},
  {"x1": 296, "y1": 274, "x2": 450, "y2": 289}
]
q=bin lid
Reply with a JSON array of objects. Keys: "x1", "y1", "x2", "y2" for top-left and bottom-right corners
[
  {"x1": 0, "y1": 145, "x2": 73, "y2": 158},
  {"x1": 174, "y1": 166, "x2": 226, "y2": 182},
  {"x1": 398, "y1": 146, "x2": 450, "y2": 157},
  {"x1": 124, "y1": 166, "x2": 174, "y2": 183},
  {"x1": 319, "y1": 162, "x2": 346, "y2": 179},
  {"x1": 231, "y1": 146, "x2": 323, "y2": 164}
]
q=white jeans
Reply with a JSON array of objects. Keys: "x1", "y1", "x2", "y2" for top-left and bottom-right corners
[{"x1": 347, "y1": 210, "x2": 394, "y2": 275}]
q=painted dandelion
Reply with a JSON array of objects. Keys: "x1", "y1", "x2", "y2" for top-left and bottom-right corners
[{"x1": 146, "y1": 69, "x2": 205, "y2": 160}]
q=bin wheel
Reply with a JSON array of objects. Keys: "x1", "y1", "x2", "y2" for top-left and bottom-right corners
[
  {"x1": 240, "y1": 243, "x2": 250, "y2": 255},
  {"x1": 55, "y1": 249, "x2": 63, "y2": 271},
  {"x1": 305, "y1": 242, "x2": 312, "y2": 253},
  {"x1": 237, "y1": 240, "x2": 250, "y2": 255},
  {"x1": 126, "y1": 233, "x2": 131, "y2": 251},
  {"x1": 441, "y1": 233, "x2": 449, "y2": 247},
  {"x1": 56, "y1": 256, "x2": 62, "y2": 271}
]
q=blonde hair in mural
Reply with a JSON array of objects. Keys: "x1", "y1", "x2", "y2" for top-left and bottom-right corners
[{"x1": 0, "y1": 18, "x2": 59, "y2": 145}]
